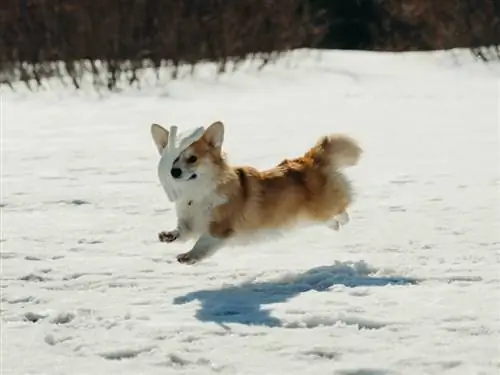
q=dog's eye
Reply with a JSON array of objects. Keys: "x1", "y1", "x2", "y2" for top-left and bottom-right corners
[{"x1": 187, "y1": 155, "x2": 197, "y2": 164}]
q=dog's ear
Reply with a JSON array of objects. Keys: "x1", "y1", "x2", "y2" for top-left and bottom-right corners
[
  {"x1": 203, "y1": 121, "x2": 224, "y2": 149},
  {"x1": 151, "y1": 123, "x2": 169, "y2": 155}
]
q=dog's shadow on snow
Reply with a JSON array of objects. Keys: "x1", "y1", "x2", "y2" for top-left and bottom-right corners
[{"x1": 173, "y1": 261, "x2": 418, "y2": 328}]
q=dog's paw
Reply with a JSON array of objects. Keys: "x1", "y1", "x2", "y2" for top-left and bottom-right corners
[
  {"x1": 176, "y1": 252, "x2": 199, "y2": 265},
  {"x1": 327, "y1": 220, "x2": 340, "y2": 231},
  {"x1": 327, "y1": 212, "x2": 350, "y2": 231},
  {"x1": 158, "y1": 230, "x2": 180, "y2": 243},
  {"x1": 333, "y1": 212, "x2": 349, "y2": 226}
]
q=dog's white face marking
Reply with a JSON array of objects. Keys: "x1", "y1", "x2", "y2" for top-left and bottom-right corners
[
  {"x1": 169, "y1": 149, "x2": 217, "y2": 185},
  {"x1": 164, "y1": 121, "x2": 225, "y2": 196},
  {"x1": 151, "y1": 123, "x2": 206, "y2": 202}
]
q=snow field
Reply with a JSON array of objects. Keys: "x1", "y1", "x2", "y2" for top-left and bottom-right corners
[{"x1": 1, "y1": 49, "x2": 499, "y2": 375}]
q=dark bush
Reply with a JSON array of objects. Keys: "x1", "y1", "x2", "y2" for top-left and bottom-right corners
[
  {"x1": 312, "y1": 0, "x2": 499, "y2": 54},
  {"x1": 374, "y1": 0, "x2": 500, "y2": 54},
  {"x1": 0, "y1": 0, "x2": 498, "y2": 91}
]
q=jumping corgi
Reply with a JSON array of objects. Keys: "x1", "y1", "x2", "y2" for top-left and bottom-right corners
[{"x1": 151, "y1": 121, "x2": 362, "y2": 265}]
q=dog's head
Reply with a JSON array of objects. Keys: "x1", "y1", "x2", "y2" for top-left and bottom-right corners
[{"x1": 151, "y1": 121, "x2": 226, "y2": 191}]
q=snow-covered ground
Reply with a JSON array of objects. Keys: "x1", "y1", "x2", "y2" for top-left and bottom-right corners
[{"x1": 1, "y1": 49, "x2": 499, "y2": 375}]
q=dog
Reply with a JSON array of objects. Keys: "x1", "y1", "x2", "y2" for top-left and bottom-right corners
[{"x1": 151, "y1": 121, "x2": 362, "y2": 265}]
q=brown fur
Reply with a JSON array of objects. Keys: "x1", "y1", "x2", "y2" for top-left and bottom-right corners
[{"x1": 186, "y1": 130, "x2": 362, "y2": 240}]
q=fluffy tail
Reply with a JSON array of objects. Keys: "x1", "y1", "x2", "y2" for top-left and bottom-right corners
[{"x1": 312, "y1": 134, "x2": 362, "y2": 169}]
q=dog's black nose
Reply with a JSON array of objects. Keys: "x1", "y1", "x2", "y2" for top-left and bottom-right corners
[{"x1": 170, "y1": 168, "x2": 182, "y2": 179}]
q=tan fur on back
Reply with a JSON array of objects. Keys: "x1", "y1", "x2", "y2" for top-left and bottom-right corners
[{"x1": 185, "y1": 132, "x2": 362, "y2": 240}]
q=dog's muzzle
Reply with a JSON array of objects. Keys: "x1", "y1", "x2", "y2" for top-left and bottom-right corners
[{"x1": 170, "y1": 167, "x2": 197, "y2": 181}]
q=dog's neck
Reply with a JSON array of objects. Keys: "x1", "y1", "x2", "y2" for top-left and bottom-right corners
[{"x1": 174, "y1": 177, "x2": 226, "y2": 207}]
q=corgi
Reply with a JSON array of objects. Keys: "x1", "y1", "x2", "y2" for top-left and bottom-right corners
[{"x1": 151, "y1": 121, "x2": 362, "y2": 265}]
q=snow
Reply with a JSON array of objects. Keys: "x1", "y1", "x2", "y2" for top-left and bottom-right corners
[{"x1": 1, "y1": 49, "x2": 499, "y2": 375}]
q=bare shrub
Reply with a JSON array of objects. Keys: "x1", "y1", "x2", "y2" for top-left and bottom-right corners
[{"x1": 0, "y1": 0, "x2": 326, "y2": 90}]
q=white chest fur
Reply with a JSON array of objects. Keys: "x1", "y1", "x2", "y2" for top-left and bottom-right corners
[
  {"x1": 175, "y1": 198, "x2": 212, "y2": 235},
  {"x1": 174, "y1": 190, "x2": 227, "y2": 237}
]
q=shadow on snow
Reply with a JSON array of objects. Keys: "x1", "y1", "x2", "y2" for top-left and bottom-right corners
[{"x1": 173, "y1": 261, "x2": 418, "y2": 328}]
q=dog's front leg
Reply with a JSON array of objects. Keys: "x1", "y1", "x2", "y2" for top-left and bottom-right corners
[
  {"x1": 176, "y1": 233, "x2": 225, "y2": 265},
  {"x1": 158, "y1": 219, "x2": 192, "y2": 243}
]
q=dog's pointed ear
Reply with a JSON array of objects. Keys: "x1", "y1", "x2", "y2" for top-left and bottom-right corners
[
  {"x1": 203, "y1": 121, "x2": 224, "y2": 149},
  {"x1": 151, "y1": 123, "x2": 169, "y2": 154}
]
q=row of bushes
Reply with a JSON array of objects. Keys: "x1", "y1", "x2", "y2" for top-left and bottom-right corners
[
  {"x1": 0, "y1": 0, "x2": 498, "y2": 90},
  {"x1": 0, "y1": 0, "x2": 326, "y2": 89}
]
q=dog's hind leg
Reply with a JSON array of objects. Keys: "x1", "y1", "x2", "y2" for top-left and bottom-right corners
[
  {"x1": 326, "y1": 211, "x2": 350, "y2": 231},
  {"x1": 176, "y1": 234, "x2": 225, "y2": 265},
  {"x1": 334, "y1": 211, "x2": 349, "y2": 225}
]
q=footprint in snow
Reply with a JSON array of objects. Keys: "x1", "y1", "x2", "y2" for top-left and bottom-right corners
[
  {"x1": 24, "y1": 255, "x2": 43, "y2": 261},
  {"x1": 99, "y1": 346, "x2": 155, "y2": 360},
  {"x1": 337, "y1": 370, "x2": 393, "y2": 375},
  {"x1": 18, "y1": 273, "x2": 52, "y2": 282},
  {"x1": 23, "y1": 311, "x2": 75, "y2": 324}
]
